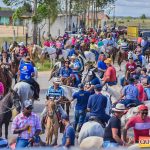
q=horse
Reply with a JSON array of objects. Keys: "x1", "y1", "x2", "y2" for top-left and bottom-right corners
[
  {"x1": 13, "y1": 81, "x2": 34, "y2": 108},
  {"x1": 0, "y1": 66, "x2": 12, "y2": 95},
  {"x1": 10, "y1": 52, "x2": 20, "y2": 83},
  {"x1": 45, "y1": 100, "x2": 59, "y2": 145},
  {"x1": 0, "y1": 90, "x2": 21, "y2": 139}
]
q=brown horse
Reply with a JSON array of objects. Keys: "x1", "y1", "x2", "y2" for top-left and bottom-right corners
[
  {"x1": 0, "y1": 90, "x2": 20, "y2": 139},
  {"x1": 117, "y1": 49, "x2": 128, "y2": 71},
  {"x1": 61, "y1": 76, "x2": 76, "y2": 87},
  {"x1": 45, "y1": 100, "x2": 59, "y2": 145},
  {"x1": 10, "y1": 52, "x2": 20, "y2": 83},
  {"x1": 0, "y1": 66, "x2": 12, "y2": 95}
]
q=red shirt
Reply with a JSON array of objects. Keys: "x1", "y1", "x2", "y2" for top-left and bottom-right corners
[
  {"x1": 126, "y1": 62, "x2": 137, "y2": 72},
  {"x1": 126, "y1": 115, "x2": 150, "y2": 142},
  {"x1": 136, "y1": 83, "x2": 144, "y2": 102},
  {"x1": 103, "y1": 65, "x2": 117, "y2": 82}
]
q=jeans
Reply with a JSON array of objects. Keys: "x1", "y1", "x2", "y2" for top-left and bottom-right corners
[
  {"x1": 103, "y1": 141, "x2": 119, "y2": 148},
  {"x1": 120, "y1": 77, "x2": 125, "y2": 87},
  {"x1": 144, "y1": 88, "x2": 150, "y2": 100},
  {"x1": 74, "y1": 110, "x2": 86, "y2": 130},
  {"x1": 120, "y1": 99, "x2": 141, "y2": 107},
  {"x1": 16, "y1": 138, "x2": 29, "y2": 148},
  {"x1": 85, "y1": 112, "x2": 110, "y2": 124},
  {"x1": 107, "y1": 81, "x2": 117, "y2": 86}
]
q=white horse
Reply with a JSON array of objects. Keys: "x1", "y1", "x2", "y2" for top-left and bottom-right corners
[
  {"x1": 13, "y1": 82, "x2": 34, "y2": 107},
  {"x1": 84, "y1": 51, "x2": 96, "y2": 62}
]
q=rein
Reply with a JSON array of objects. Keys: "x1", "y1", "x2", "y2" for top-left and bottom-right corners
[{"x1": 0, "y1": 105, "x2": 15, "y2": 115}]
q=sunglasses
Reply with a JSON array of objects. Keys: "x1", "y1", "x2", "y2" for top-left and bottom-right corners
[
  {"x1": 26, "y1": 106, "x2": 33, "y2": 110},
  {"x1": 141, "y1": 111, "x2": 148, "y2": 115}
]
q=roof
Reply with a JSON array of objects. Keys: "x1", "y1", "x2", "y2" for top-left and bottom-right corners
[{"x1": 0, "y1": 10, "x2": 14, "y2": 17}]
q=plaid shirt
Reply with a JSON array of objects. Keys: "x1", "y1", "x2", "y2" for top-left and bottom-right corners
[{"x1": 11, "y1": 112, "x2": 41, "y2": 139}]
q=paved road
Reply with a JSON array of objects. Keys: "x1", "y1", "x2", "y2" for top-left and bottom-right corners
[{"x1": 5, "y1": 61, "x2": 126, "y2": 144}]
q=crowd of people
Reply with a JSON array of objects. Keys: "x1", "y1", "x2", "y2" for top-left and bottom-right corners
[{"x1": 0, "y1": 27, "x2": 150, "y2": 149}]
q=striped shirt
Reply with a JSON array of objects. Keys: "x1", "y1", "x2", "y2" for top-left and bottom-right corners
[
  {"x1": 46, "y1": 86, "x2": 64, "y2": 99},
  {"x1": 11, "y1": 112, "x2": 41, "y2": 140},
  {"x1": 126, "y1": 115, "x2": 150, "y2": 142}
]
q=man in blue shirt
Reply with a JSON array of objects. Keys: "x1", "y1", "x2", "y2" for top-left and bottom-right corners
[
  {"x1": 120, "y1": 78, "x2": 140, "y2": 107},
  {"x1": 19, "y1": 56, "x2": 35, "y2": 80},
  {"x1": 97, "y1": 52, "x2": 107, "y2": 78},
  {"x1": 18, "y1": 56, "x2": 40, "y2": 100},
  {"x1": 61, "y1": 114, "x2": 75, "y2": 147},
  {"x1": 87, "y1": 84, "x2": 110, "y2": 126},
  {"x1": 72, "y1": 83, "x2": 91, "y2": 132},
  {"x1": 68, "y1": 45, "x2": 75, "y2": 57}
]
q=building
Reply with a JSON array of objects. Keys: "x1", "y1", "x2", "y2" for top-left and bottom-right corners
[{"x1": 0, "y1": 10, "x2": 14, "y2": 25}]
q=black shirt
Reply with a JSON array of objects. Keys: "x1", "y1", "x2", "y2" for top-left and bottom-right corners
[{"x1": 103, "y1": 116, "x2": 121, "y2": 143}]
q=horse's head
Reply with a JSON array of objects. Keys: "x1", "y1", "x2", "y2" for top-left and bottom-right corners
[
  {"x1": 10, "y1": 90, "x2": 21, "y2": 112},
  {"x1": 46, "y1": 100, "x2": 56, "y2": 118}
]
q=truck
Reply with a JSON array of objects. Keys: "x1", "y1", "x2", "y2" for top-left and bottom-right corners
[{"x1": 127, "y1": 26, "x2": 139, "y2": 41}]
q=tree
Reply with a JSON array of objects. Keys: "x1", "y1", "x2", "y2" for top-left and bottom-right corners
[
  {"x1": 37, "y1": 0, "x2": 59, "y2": 36},
  {"x1": 3, "y1": 0, "x2": 39, "y2": 44},
  {"x1": 140, "y1": 14, "x2": 146, "y2": 20}
]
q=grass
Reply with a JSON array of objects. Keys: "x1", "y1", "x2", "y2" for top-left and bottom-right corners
[{"x1": 35, "y1": 60, "x2": 52, "y2": 72}]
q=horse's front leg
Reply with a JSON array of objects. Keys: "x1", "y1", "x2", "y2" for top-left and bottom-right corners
[{"x1": 5, "y1": 123, "x2": 9, "y2": 139}]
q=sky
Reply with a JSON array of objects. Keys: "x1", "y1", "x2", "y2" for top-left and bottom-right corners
[{"x1": 0, "y1": 0, "x2": 150, "y2": 17}]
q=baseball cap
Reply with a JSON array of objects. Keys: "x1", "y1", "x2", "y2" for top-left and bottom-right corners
[
  {"x1": 138, "y1": 105, "x2": 148, "y2": 111},
  {"x1": 78, "y1": 83, "x2": 84, "y2": 88},
  {"x1": 23, "y1": 99, "x2": 33, "y2": 108},
  {"x1": 94, "y1": 84, "x2": 103, "y2": 91}
]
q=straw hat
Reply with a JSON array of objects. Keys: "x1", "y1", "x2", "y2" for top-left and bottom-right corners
[
  {"x1": 104, "y1": 58, "x2": 112, "y2": 64},
  {"x1": 112, "y1": 103, "x2": 126, "y2": 112}
]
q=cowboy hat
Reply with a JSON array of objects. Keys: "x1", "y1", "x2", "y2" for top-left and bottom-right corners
[
  {"x1": 104, "y1": 58, "x2": 112, "y2": 64},
  {"x1": 53, "y1": 78, "x2": 61, "y2": 84},
  {"x1": 70, "y1": 55, "x2": 76, "y2": 59},
  {"x1": 112, "y1": 103, "x2": 126, "y2": 112},
  {"x1": 18, "y1": 42, "x2": 25, "y2": 47}
]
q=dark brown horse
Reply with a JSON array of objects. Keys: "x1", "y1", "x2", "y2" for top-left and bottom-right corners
[
  {"x1": 0, "y1": 66, "x2": 12, "y2": 95},
  {"x1": 117, "y1": 49, "x2": 128, "y2": 71},
  {"x1": 0, "y1": 90, "x2": 20, "y2": 139},
  {"x1": 10, "y1": 52, "x2": 20, "y2": 83}
]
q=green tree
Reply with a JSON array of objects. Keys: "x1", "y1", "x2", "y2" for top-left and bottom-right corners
[{"x1": 140, "y1": 14, "x2": 146, "y2": 20}]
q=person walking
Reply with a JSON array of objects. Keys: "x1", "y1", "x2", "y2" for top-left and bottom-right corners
[
  {"x1": 11, "y1": 99, "x2": 41, "y2": 148},
  {"x1": 103, "y1": 103, "x2": 126, "y2": 148},
  {"x1": 72, "y1": 83, "x2": 91, "y2": 132},
  {"x1": 61, "y1": 114, "x2": 75, "y2": 147}
]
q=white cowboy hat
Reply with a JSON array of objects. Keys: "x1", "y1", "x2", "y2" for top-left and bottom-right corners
[
  {"x1": 70, "y1": 55, "x2": 76, "y2": 59},
  {"x1": 53, "y1": 78, "x2": 61, "y2": 84},
  {"x1": 112, "y1": 103, "x2": 126, "y2": 112},
  {"x1": 18, "y1": 42, "x2": 25, "y2": 47}
]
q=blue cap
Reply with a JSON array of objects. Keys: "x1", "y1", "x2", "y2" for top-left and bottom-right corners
[
  {"x1": 61, "y1": 114, "x2": 69, "y2": 120},
  {"x1": 94, "y1": 84, "x2": 102, "y2": 90},
  {"x1": 78, "y1": 83, "x2": 84, "y2": 88}
]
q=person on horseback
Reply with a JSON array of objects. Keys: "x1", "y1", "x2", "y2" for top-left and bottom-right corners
[
  {"x1": 102, "y1": 58, "x2": 117, "y2": 86},
  {"x1": 41, "y1": 78, "x2": 66, "y2": 132},
  {"x1": 97, "y1": 52, "x2": 107, "y2": 79},
  {"x1": 140, "y1": 68, "x2": 150, "y2": 100},
  {"x1": 120, "y1": 57, "x2": 137, "y2": 87},
  {"x1": 141, "y1": 36, "x2": 150, "y2": 55},
  {"x1": 18, "y1": 42, "x2": 28, "y2": 57},
  {"x1": 18, "y1": 56, "x2": 40, "y2": 100},
  {"x1": 59, "y1": 59, "x2": 72, "y2": 84},
  {"x1": 103, "y1": 103, "x2": 126, "y2": 148},
  {"x1": 119, "y1": 78, "x2": 141, "y2": 107},
  {"x1": 123, "y1": 105, "x2": 150, "y2": 144},
  {"x1": 86, "y1": 84, "x2": 110, "y2": 126},
  {"x1": 69, "y1": 55, "x2": 82, "y2": 87},
  {"x1": 0, "y1": 51, "x2": 11, "y2": 69},
  {"x1": 90, "y1": 39, "x2": 99, "y2": 62},
  {"x1": 56, "y1": 37, "x2": 63, "y2": 59}
]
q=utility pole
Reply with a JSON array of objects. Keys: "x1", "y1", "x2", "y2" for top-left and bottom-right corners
[
  {"x1": 113, "y1": 4, "x2": 115, "y2": 24},
  {"x1": 33, "y1": 0, "x2": 37, "y2": 44},
  {"x1": 65, "y1": 0, "x2": 68, "y2": 31}
]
